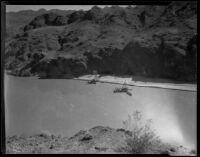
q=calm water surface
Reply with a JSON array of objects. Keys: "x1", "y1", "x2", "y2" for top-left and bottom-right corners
[{"x1": 5, "y1": 74, "x2": 196, "y2": 149}]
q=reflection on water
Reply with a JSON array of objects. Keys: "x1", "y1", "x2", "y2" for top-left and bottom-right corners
[{"x1": 5, "y1": 74, "x2": 196, "y2": 149}]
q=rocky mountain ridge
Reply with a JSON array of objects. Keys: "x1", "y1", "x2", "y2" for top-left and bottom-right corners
[
  {"x1": 5, "y1": 2, "x2": 197, "y2": 82},
  {"x1": 6, "y1": 9, "x2": 74, "y2": 39}
]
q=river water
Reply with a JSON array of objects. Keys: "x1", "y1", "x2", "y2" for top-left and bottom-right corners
[{"x1": 5, "y1": 74, "x2": 196, "y2": 149}]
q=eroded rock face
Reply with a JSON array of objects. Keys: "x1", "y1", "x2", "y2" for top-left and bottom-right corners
[
  {"x1": 6, "y1": 9, "x2": 74, "y2": 39},
  {"x1": 24, "y1": 13, "x2": 68, "y2": 31},
  {"x1": 68, "y1": 10, "x2": 86, "y2": 24},
  {"x1": 5, "y1": 2, "x2": 197, "y2": 82},
  {"x1": 83, "y1": 6, "x2": 105, "y2": 23}
]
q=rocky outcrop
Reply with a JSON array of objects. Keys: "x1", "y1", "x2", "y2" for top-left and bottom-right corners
[
  {"x1": 82, "y1": 6, "x2": 106, "y2": 24},
  {"x1": 6, "y1": 126, "x2": 196, "y2": 154},
  {"x1": 67, "y1": 10, "x2": 86, "y2": 24},
  {"x1": 24, "y1": 13, "x2": 68, "y2": 31},
  {"x1": 6, "y1": 9, "x2": 74, "y2": 39},
  {"x1": 5, "y1": 2, "x2": 197, "y2": 82}
]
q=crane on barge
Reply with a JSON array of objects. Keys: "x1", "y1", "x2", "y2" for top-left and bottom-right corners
[
  {"x1": 113, "y1": 81, "x2": 132, "y2": 96},
  {"x1": 88, "y1": 70, "x2": 99, "y2": 84}
]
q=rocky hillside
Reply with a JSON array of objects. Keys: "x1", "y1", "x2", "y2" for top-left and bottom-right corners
[
  {"x1": 6, "y1": 126, "x2": 196, "y2": 154},
  {"x1": 5, "y1": 2, "x2": 197, "y2": 82},
  {"x1": 6, "y1": 9, "x2": 74, "y2": 39}
]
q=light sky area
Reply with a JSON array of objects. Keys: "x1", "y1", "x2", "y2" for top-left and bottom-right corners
[{"x1": 6, "y1": 5, "x2": 131, "y2": 12}]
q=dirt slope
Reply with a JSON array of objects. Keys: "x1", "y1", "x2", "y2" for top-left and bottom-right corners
[{"x1": 6, "y1": 126, "x2": 196, "y2": 155}]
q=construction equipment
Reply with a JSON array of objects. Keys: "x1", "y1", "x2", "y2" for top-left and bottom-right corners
[
  {"x1": 113, "y1": 81, "x2": 132, "y2": 96},
  {"x1": 88, "y1": 79, "x2": 97, "y2": 84},
  {"x1": 87, "y1": 70, "x2": 99, "y2": 84}
]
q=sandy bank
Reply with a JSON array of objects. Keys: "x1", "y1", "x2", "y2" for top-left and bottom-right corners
[{"x1": 74, "y1": 75, "x2": 196, "y2": 92}]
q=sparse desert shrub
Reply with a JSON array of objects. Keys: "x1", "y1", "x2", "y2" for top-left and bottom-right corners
[
  {"x1": 169, "y1": 147, "x2": 176, "y2": 152},
  {"x1": 116, "y1": 110, "x2": 161, "y2": 154},
  {"x1": 160, "y1": 150, "x2": 170, "y2": 155},
  {"x1": 190, "y1": 149, "x2": 196, "y2": 155}
]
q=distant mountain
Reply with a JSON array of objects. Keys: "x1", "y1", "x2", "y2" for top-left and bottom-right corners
[{"x1": 5, "y1": 2, "x2": 197, "y2": 82}]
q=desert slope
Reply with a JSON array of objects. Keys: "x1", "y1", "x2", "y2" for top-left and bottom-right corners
[{"x1": 6, "y1": 126, "x2": 196, "y2": 155}]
